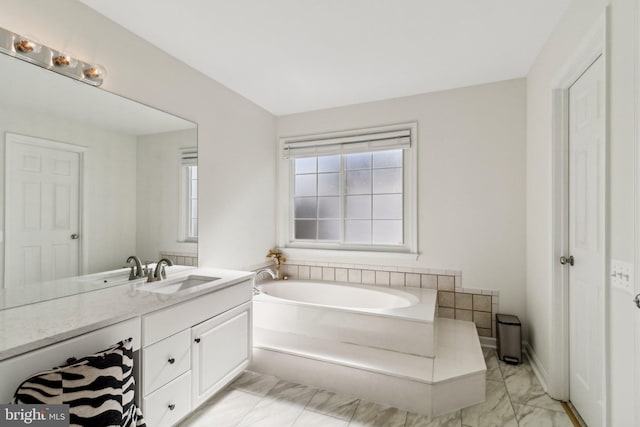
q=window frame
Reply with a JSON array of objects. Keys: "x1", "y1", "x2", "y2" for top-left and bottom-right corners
[
  {"x1": 278, "y1": 123, "x2": 418, "y2": 254},
  {"x1": 178, "y1": 148, "x2": 198, "y2": 243}
]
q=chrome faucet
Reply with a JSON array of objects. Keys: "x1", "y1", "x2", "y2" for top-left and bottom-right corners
[
  {"x1": 253, "y1": 268, "x2": 276, "y2": 295},
  {"x1": 126, "y1": 255, "x2": 145, "y2": 280},
  {"x1": 147, "y1": 258, "x2": 174, "y2": 282},
  {"x1": 256, "y1": 268, "x2": 276, "y2": 280}
]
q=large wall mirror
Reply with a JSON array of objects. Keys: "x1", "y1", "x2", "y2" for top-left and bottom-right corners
[{"x1": 0, "y1": 52, "x2": 197, "y2": 310}]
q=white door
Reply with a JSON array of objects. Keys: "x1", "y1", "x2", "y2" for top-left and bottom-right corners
[
  {"x1": 5, "y1": 136, "x2": 81, "y2": 287},
  {"x1": 568, "y1": 55, "x2": 605, "y2": 427}
]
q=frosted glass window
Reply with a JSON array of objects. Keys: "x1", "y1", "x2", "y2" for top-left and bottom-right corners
[
  {"x1": 295, "y1": 220, "x2": 317, "y2": 239},
  {"x1": 345, "y1": 195, "x2": 371, "y2": 219},
  {"x1": 295, "y1": 157, "x2": 316, "y2": 174},
  {"x1": 373, "y1": 150, "x2": 402, "y2": 168},
  {"x1": 294, "y1": 197, "x2": 317, "y2": 218},
  {"x1": 373, "y1": 168, "x2": 402, "y2": 194},
  {"x1": 346, "y1": 152, "x2": 371, "y2": 170},
  {"x1": 290, "y1": 147, "x2": 406, "y2": 247},
  {"x1": 373, "y1": 220, "x2": 403, "y2": 244},
  {"x1": 318, "y1": 197, "x2": 339, "y2": 218},
  {"x1": 345, "y1": 220, "x2": 371, "y2": 243},
  {"x1": 346, "y1": 170, "x2": 371, "y2": 194},
  {"x1": 373, "y1": 194, "x2": 402, "y2": 219},
  {"x1": 318, "y1": 173, "x2": 339, "y2": 196},
  {"x1": 295, "y1": 174, "x2": 317, "y2": 197},
  {"x1": 318, "y1": 155, "x2": 340, "y2": 172},
  {"x1": 318, "y1": 220, "x2": 340, "y2": 240}
]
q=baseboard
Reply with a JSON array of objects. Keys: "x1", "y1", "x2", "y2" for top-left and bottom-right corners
[
  {"x1": 524, "y1": 342, "x2": 549, "y2": 392},
  {"x1": 479, "y1": 336, "x2": 496, "y2": 348}
]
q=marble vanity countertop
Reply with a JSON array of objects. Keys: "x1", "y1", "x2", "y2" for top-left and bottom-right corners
[{"x1": 0, "y1": 267, "x2": 254, "y2": 361}]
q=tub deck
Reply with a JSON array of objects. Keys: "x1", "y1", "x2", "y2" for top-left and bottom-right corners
[
  {"x1": 251, "y1": 280, "x2": 485, "y2": 416},
  {"x1": 252, "y1": 318, "x2": 485, "y2": 416}
]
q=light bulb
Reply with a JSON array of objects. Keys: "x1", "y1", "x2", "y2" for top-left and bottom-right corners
[
  {"x1": 83, "y1": 64, "x2": 106, "y2": 81},
  {"x1": 14, "y1": 37, "x2": 41, "y2": 54},
  {"x1": 52, "y1": 52, "x2": 78, "y2": 68}
]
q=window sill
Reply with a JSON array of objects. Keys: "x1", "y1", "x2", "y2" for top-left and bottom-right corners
[{"x1": 277, "y1": 247, "x2": 420, "y2": 267}]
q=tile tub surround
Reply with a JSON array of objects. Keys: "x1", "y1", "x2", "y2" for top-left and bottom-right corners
[
  {"x1": 179, "y1": 348, "x2": 572, "y2": 427},
  {"x1": 279, "y1": 262, "x2": 500, "y2": 338},
  {"x1": 160, "y1": 251, "x2": 198, "y2": 267}
]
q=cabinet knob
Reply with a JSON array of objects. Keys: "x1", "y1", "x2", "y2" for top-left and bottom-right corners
[
  {"x1": 168, "y1": 403, "x2": 175, "y2": 411},
  {"x1": 167, "y1": 357, "x2": 175, "y2": 364},
  {"x1": 194, "y1": 337, "x2": 201, "y2": 343}
]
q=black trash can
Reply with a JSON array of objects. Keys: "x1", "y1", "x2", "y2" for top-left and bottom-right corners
[{"x1": 496, "y1": 314, "x2": 522, "y2": 364}]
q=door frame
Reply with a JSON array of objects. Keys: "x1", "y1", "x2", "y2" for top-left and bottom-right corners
[
  {"x1": 634, "y1": 0, "x2": 640, "y2": 425},
  {"x1": 548, "y1": 7, "x2": 609, "y2": 421},
  {"x1": 4, "y1": 132, "x2": 88, "y2": 284}
]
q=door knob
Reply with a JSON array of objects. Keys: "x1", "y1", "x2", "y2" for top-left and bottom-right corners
[
  {"x1": 560, "y1": 255, "x2": 574, "y2": 266},
  {"x1": 634, "y1": 294, "x2": 640, "y2": 309},
  {"x1": 70, "y1": 233, "x2": 80, "y2": 240}
]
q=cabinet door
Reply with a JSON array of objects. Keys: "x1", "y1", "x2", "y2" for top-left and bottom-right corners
[{"x1": 191, "y1": 302, "x2": 251, "y2": 408}]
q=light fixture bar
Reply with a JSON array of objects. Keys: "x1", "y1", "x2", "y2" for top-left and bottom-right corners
[{"x1": 0, "y1": 26, "x2": 106, "y2": 87}]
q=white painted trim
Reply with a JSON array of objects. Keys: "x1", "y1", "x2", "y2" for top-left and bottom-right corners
[
  {"x1": 4, "y1": 132, "x2": 89, "y2": 283},
  {"x1": 525, "y1": 342, "x2": 549, "y2": 393},
  {"x1": 548, "y1": 8, "x2": 609, "y2": 423},
  {"x1": 633, "y1": 0, "x2": 640, "y2": 425}
]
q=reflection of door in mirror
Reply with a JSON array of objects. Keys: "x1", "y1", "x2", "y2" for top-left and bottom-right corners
[
  {"x1": 0, "y1": 51, "x2": 197, "y2": 307},
  {"x1": 5, "y1": 134, "x2": 84, "y2": 287}
]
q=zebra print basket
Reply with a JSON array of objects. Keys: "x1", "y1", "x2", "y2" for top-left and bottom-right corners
[{"x1": 12, "y1": 338, "x2": 146, "y2": 427}]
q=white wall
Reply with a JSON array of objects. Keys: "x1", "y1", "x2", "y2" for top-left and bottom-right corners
[
  {"x1": 0, "y1": 104, "x2": 137, "y2": 280},
  {"x1": 277, "y1": 79, "x2": 527, "y2": 325},
  {"x1": 0, "y1": 0, "x2": 277, "y2": 271},
  {"x1": 136, "y1": 129, "x2": 198, "y2": 262},
  {"x1": 526, "y1": 0, "x2": 636, "y2": 424}
]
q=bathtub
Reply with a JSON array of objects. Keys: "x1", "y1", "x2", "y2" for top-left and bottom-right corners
[
  {"x1": 251, "y1": 280, "x2": 486, "y2": 416},
  {"x1": 253, "y1": 280, "x2": 436, "y2": 357}
]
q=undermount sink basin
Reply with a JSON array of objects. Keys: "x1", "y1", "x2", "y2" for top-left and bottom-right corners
[{"x1": 140, "y1": 274, "x2": 221, "y2": 294}]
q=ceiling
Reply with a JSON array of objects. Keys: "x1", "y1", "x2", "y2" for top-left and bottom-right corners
[{"x1": 80, "y1": 0, "x2": 571, "y2": 116}]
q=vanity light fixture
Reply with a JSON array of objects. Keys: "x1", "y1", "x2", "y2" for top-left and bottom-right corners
[{"x1": 0, "y1": 26, "x2": 106, "y2": 87}]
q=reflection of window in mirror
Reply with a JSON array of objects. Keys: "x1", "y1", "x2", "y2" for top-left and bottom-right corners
[{"x1": 180, "y1": 148, "x2": 198, "y2": 242}]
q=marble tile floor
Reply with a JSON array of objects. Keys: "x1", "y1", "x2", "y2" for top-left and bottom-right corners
[{"x1": 179, "y1": 348, "x2": 575, "y2": 427}]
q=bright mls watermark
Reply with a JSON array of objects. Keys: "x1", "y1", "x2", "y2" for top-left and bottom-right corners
[{"x1": 0, "y1": 405, "x2": 69, "y2": 426}]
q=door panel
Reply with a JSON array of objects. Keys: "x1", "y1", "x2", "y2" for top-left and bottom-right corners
[
  {"x1": 568, "y1": 55, "x2": 605, "y2": 427},
  {"x1": 5, "y1": 138, "x2": 80, "y2": 287},
  {"x1": 191, "y1": 302, "x2": 251, "y2": 408}
]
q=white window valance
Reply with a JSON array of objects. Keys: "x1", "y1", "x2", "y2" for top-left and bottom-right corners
[{"x1": 282, "y1": 127, "x2": 412, "y2": 159}]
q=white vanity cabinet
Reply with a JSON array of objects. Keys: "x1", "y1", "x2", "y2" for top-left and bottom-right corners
[
  {"x1": 141, "y1": 279, "x2": 252, "y2": 426},
  {"x1": 192, "y1": 302, "x2": 250, "y2": 408}
]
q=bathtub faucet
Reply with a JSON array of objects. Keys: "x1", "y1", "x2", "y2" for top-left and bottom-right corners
[{"x1": 253, "y1": 268, "x2": 277, "y2": 295}]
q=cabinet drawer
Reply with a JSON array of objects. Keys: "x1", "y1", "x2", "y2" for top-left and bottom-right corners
[
  {"x1": 143, "y1": 329, "x2": 190, "y2": 394},
  {"x1": 143, "y1": 371, "x2": 191, "y2": 427}
]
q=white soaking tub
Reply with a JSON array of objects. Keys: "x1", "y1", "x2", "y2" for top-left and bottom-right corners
[{"x1": 253, "y1": 280, "x2": 436, "y2": 357}]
